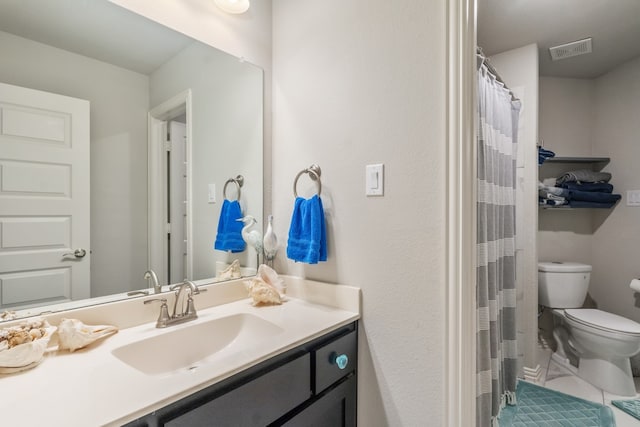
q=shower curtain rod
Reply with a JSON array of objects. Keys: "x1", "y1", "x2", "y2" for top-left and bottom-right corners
[{"x1": 476, "y1": 47, "x2": 520, "y2": 102}]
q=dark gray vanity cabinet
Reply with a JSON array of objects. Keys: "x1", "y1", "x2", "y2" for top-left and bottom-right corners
[{"x1": 124, "y1": 322, "x2": 357, "y2": 427}]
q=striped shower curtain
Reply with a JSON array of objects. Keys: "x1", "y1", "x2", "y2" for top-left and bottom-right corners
[{"x1": 476, "y1": 63, "x2": 521, "y2": 427}]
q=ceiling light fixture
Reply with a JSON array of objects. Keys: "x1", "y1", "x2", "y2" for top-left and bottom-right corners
[{"x1": 214, "y1": 0, "x2": 250, "y2": 14}]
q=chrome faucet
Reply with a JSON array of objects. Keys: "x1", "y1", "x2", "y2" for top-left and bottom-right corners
[
  {"x1": 144, "y1": 280, "x2": 205, "y2": 328},
  {"x1": 143, "y1": 270, "x2": 161, "y2": 294},
  {"x1": 170, "y1": 280, "x2": 201, "y2": 319}
]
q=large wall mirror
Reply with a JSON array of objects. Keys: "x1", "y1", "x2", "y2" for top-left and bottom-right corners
[{"x1": 0, "y1": 0, "x2": 263, "y2": 319}]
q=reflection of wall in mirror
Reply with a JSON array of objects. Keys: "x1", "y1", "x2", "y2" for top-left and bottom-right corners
[
  {"x1": 150, "y1": 42, "x2": 263, "y2": 280},
  {"x1": 0, "y1": 30, "x2": 149, "y2": 298}
]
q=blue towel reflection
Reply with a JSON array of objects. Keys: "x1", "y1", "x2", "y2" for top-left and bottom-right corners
[{"x1": 214, "y1": 200, "x2": 246, "y2": 253}]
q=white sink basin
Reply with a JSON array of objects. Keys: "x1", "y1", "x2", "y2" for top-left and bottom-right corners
[{"x1": 111, "y1": 313, "x2": 283, "y2": 375}]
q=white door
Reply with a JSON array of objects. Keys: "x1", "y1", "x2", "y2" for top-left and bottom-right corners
[
  {"x1": 168, "y1": 121, "x2": 187, "y2": 283},
  {"x1": 0, "y1": 82, "x2": 90, "y2": 310}
]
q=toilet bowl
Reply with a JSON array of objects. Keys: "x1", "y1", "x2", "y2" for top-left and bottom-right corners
[{"x1": 539, "y1": 262, "x2": 640, "y2": 396}]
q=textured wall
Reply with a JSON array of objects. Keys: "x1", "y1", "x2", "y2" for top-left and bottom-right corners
[
  {"x1": 538, "y1": 77, "x2": 596, "y2": 266},
  {"x1": 272, "y1": 1, "x2": 447, "y2": 425}
]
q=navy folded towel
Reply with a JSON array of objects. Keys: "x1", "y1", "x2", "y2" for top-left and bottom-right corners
[
  {"x1": 538, "y1": 147, "x2": 556, "y2": 165},
  {"x1": 559, "y1": 182, "x2": 614, "y2": 193},
  {"x1": 214, "y1": 200, "x2": 246, "y2": 253},
  {"x1": 286, "y1": 195, "x2": 327, "y2": 264}
]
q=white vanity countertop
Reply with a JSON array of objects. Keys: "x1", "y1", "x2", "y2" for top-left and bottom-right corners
[{"x1": 0, "y1": 276, "x2": 361, "y2": 426}]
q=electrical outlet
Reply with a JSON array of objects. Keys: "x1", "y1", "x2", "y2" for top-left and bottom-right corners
[{"x1": 627, "y1": 190, "x2": 640, "y2": 206}]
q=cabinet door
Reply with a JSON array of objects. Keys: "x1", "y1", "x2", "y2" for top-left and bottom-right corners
[
  {"x1": 281, "y1": 375, "x2": 356, "y2": 427},
  {"x1": 314, "y1": 329, "x2": 357, "y2": 394},
  {"x1": 159, "y1": 354, "x2": 311, "y2": 427}
]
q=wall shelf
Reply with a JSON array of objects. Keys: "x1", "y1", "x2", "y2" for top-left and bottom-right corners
[
  {"x1": 539, "y1": 156, "x2": 616, "y2": 210},
  {"x1": 539, "y1": 204, "x2": 617, "y2": 210},
  {"x1": 542, "y1": 156, "x2": 610, "y2": 165}
]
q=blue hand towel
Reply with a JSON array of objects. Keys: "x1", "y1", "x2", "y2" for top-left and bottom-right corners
[
  {"x1": 214, "y1": 200, "x2": 246, "y2": 253},
  {"x1": 286, "y1": 195, "x2": 327, "y2": 264}
]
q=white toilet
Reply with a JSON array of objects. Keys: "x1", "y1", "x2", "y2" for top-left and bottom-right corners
[{"x1": 538, "y1": 261, "x2": 640, "y2": 396}]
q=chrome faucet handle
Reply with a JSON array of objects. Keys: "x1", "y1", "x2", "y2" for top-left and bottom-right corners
[
  {"x1": 183, "y1": 280, "x2": 200, "y2": 294},
  {"x1": 144, "y1": 298, "x2": 170, "y2": 328},
  {"x1": 185, "y1": 295, "x2": 198, "y2": 317}
]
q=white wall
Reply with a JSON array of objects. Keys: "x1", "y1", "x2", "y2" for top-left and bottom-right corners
[
  {"x1": 272, "y1": 1, "x2": 446, "y2": 425},
  {"x1": 539, "y1": 77, "x2": 595, "y2": 157},
  {"x1": 489, "y1": 44, "x2": 539, "y2": 370},
  {"x1": 149, "y1": 42, "x2": 263, "y2": 279},
  {"x1": 0, "y1": 30, "x2": 149, "y2": 297},
  {"x1": 538, "y1": 77, "x2": 596, "y2": 265}
]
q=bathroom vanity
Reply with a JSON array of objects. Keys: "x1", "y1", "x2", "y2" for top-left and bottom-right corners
[
  {"x1": 0, "y1": 277, "x2": 360, "y2": 426},
  {"x1": 125, "y1": 322, "x2": 357, "y2": 426}
]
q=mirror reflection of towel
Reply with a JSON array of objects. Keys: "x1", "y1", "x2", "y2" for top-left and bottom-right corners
[
  {"x1": 286, "y1": 195, "x2": 327, "y2": 264},
  {"x1": 214, "y1": 200, "x2": 246, "y2": 253}
]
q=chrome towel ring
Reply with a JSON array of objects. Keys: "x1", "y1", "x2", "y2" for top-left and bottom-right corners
[
  {"x1": 293, "y1": 164, "x2": 322, "y2": 198},
  {"x1": 223, "y1": 175, "x2": 244, "y2": 201}
]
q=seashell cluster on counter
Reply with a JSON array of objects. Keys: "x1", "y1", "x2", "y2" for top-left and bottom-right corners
[
  {"x1": 0, "y1": 318, "x2": 56, "y2": 373},
  {"x1": 0, "y1": 317, "x2": 118, "y2": 373}
]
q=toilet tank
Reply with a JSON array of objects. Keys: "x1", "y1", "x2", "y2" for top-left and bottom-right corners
[{"x1": 538, "y1": 262, "x2": 592, "y2": 308}]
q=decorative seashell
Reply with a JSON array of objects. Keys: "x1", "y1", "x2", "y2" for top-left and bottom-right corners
[
  {"x1": 56, "y1": 318, "x2": 118, "y2": 352},
  {"x1": 256, "y1": 264, "x2": 285, "y2": 294},
  {"x1": 245, "y1": 278, "x2": 282, "y2": 305},
  {"x1": 217, "y1": 259, "x2": 242, "y2": 279},
  {"x1": 244, "y1": 264, "x2": 286, "y2": 306},
  {"x1": 0, "y1": 318, "x2": 56, "y2": 370}
]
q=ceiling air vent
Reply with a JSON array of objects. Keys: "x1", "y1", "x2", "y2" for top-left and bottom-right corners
[{"x1": 549, "y1": 38, "x2": 592, "y2": 61}]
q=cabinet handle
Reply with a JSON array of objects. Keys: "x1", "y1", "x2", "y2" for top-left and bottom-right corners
[{"x1": 332, "y1": 353, "x2": 349, "y2": 370}]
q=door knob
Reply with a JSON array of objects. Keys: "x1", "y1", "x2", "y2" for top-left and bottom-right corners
[{"x1": 63, "y1": 248, "x2": 87, "y2": 258}]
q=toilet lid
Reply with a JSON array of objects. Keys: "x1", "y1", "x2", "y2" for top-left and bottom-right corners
[
  {"x1": 565, "y1": 309, "x2": 640, "y2": 336},
  {"x1": 538, "y1": 262, "x2": 592, "y2": 273}
]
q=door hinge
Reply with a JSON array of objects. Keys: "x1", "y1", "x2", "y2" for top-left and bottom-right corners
[{"x1": 166, "y1": 223, "x2": 172, "y2": 234}]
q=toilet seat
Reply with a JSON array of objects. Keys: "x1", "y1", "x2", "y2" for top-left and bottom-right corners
[{"x1": 565, "y1": 309, "x2": 640, "y2": 337}]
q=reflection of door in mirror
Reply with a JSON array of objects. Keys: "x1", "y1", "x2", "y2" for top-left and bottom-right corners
[
  {"x1": 0, "y1": 82, "x2": 90, "y2": 311},
  {"x1": 148, "y1": 91, "x2": 192, "y2": 287},
  {"x1": 168, "y1": 121, "x2": 187, "y2": 284}
]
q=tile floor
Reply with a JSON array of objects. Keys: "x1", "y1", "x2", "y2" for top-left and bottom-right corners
[{"x1": 534, "y1": 345, "x2": 640, "y2": 426}]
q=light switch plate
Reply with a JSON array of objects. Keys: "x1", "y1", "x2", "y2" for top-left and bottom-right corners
[
  {"x1": 208, "y1": 183, "x2": 216, "y2": 203},
  {"x1": 366, "y1": 164, "x2": 384, "y2": 196}
]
